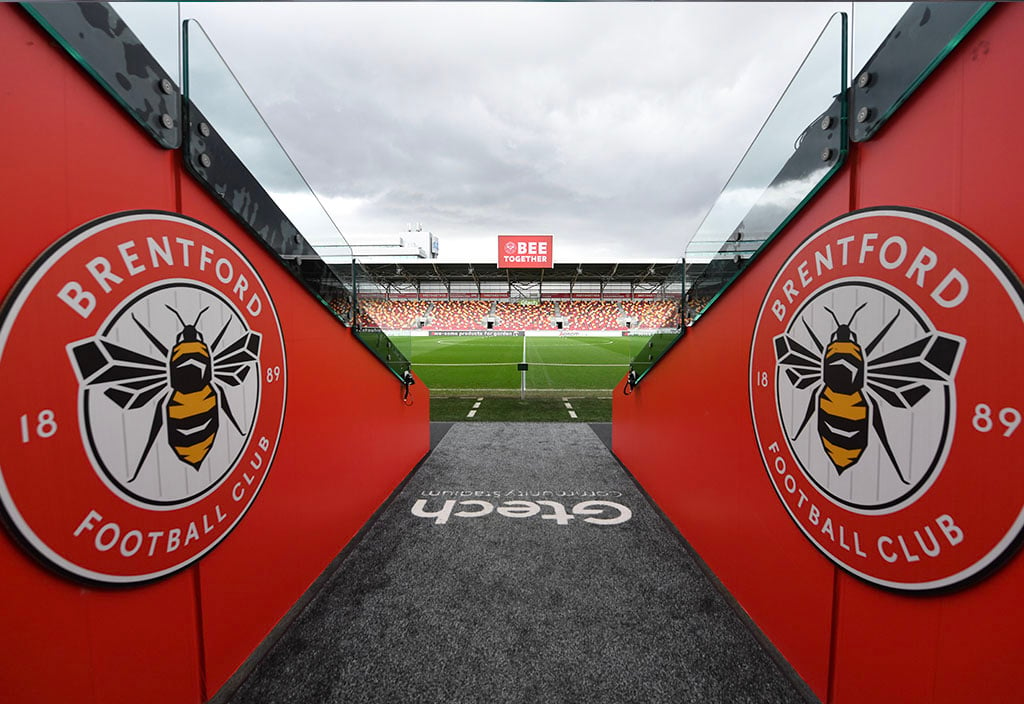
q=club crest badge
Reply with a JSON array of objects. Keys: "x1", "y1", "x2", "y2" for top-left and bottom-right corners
[
  {"x1": 0, "y1": 211, "x2": 286, "y2": 585},
  {"x1": 750, "y1": 207, "x2": 1024, "y2": 591}
]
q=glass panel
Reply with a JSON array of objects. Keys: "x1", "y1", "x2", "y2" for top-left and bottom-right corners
[
  {"x1": 628, "y1": 12, "x2": 847, "y2": 385},
  {"x1": 110, "y1": 2, "x2": 180, "y2": 85},
  {"x1": 851, "y1": 2, "x2": 993, "y2": 142},
  {"x1": 184, "y1": 19, "x2": 410, "y2": 382},
  {"x1": 353, "y1": 261, "x2": 413, "y2": 380},
  {"x1": 326, "y1": 263, "x2": 357, "y2": 326},
  {"x1": 628, "y1": 259, "x2": 685, "y2": 384},
  {"x1": 183, "y1": 20, "x2": 352, "y2": 261},
  {"x1": 292, "y1": 256, "x2": 355, "y2": 325},
  {"x1": 21, "y1": 2, "x2": 181, "y2": 148},
  {"x1": 684, "y1": 12, "x2": 847, "y2": 323},
  {"x1": 851, "y1": 2, "x2": 911, "y2": 79}
]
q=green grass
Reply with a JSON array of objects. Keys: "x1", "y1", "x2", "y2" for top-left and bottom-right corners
[
  {"x1": 431, "y1": 395, "x2": 612, "y2": 422},
  {"x1": 409, "y1": 335, "x2": 639, "y2": 393},
  {"x1": 391, "y1": 334, "x2": 640, "y2": 421}
]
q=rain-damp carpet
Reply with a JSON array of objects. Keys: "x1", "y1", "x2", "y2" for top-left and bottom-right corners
[{"x1": 226, "y1": 423, "x2": 812, "y2": 704}]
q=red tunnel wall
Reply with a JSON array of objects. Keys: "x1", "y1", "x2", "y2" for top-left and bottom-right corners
[
  {"x1": 0, "y1": 6, "x2": 429, "y2": 703},
  {"x1": 614, "y1": 4, "x2": 1024, "y2": 703}
]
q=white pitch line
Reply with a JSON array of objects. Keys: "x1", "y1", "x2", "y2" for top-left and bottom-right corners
[
  {"x1": 414, "y1": 362, "x2": 625, "y2": 367},
  {"x1": 467, "y1": 409, "x2": 477, "y2": 418},
  {"x1": 414, "y1": 362, "x2": 517, "y2": 367},
  {"x1": 472, "y1": 402, "x2": 481, "y2": 409},
  {"x1": 568, "y1": 410, "x2": 578, "y2": 419},
  {"x1": 564, "y1": 402, "x2": 573, "y2": 409}
]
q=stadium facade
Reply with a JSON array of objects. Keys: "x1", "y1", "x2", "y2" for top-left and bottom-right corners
[{"x1": 351, "y1": 260, "x2": 688, "y2": 333}]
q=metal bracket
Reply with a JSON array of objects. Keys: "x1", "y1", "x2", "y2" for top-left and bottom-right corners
[
  {"x1": 852, "y1": 2, "x2": 993, "y2": 142},
  {"x1": 184, "y1": 102, "x2": 318, "y2": 260},
  {"x1": 185, "y1": 103, "x2": 375, "y2": 365}
]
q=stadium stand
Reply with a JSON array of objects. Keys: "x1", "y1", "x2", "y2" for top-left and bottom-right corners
[
  {"x1": 329, "y1": 297, "x2": 353, "y2": 322},
  {"x1": 361, "y1": 299, "x2": 430, "y2": 328},
  {"x1": 560, "y1": 300, "x2": 621, "y2": 330},
  {"x1": 427, "y1": 300, "x2": 490, "y2": 330},
  {"x1": 340, "y1": 261, "x2": 683, "y2": 331},
  {"x1": 621, "y1": 299, "x2": 679, "y2": 328},
  {"x1": 493, "y1": 301, "x2": 557, "y2": 330},
  {"x1": 340, "y1": 298, "x2": 686, "y2": 331}
]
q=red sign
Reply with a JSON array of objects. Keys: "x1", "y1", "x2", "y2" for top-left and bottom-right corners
[
  {"x1": 749, "y1": 207, "x2": 1024, "y2": 592},
  {"x1": 498, "y1": 235, "x2": 553, "y2": 268},
  {"x1": 0, "y1": 211, "x2": 287, "y2": 585}
]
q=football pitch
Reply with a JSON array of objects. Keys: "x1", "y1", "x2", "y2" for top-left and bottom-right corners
[{"x1": 394, "y1": 334, "x2": 643, "y2": 395}]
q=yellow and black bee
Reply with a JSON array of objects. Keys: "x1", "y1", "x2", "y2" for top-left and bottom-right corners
[
  {"x1": 774, "y1": 302, "x2": 962, "y2": 484},
  {"x1": 69, "y1": 305, "x2": 261, "y2": 482}
]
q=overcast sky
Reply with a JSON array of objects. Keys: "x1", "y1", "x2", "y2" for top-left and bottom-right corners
[{"x1": 172, "y1": 2, "x2": 889, "y2": 263}]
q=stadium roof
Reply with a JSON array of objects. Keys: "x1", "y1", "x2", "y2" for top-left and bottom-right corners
[{"x1": 358, "y1": 261, "x2": 680, "y2": 287}]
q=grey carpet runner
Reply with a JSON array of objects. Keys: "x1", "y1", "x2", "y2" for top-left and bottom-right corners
[{"x1": 227, "y1": 423, "x2": 810, "y2": 703}]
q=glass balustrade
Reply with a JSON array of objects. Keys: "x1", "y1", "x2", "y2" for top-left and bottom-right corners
[
  {"x1": 627, "y1": 259, "x2": 685, "y2": 385},
  {"x1": 183, "y1": 19, "x2": 410, "y2": 380},
  {"x1": 23, "y1": 3, "x2": 986, "y2": 392},
  {"x1": 628, "y1": 12, "x2": 848, "y2": 385},
  {"x1": 352, "y1": 261, "x2": 414, "y2": 381}
]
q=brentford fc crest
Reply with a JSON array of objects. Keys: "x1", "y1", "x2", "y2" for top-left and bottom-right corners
[
  {"x1": 0, "y1": 211, "x2": 286, "y2": 585},
  {"x1": 750, "y1": 207, "x2": 1024, "y2": 592}
]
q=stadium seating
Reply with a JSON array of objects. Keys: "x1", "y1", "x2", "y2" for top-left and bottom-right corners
[
  {"x1": 493, "y1": 301, "x2": 557, "y2": 330},
  {"x1": 360, "y1": 299, "x2": 430, "y2": 329},
  {"x1": 428, "y1": 300, "x2": 490, "y2": 330},
  {"x1": 329, "y1": 297, "x2": 353, "y2": 322},
  {"x1": 335, "y1": 298, "x2": 680, "y2": 331},
  {"x1": 621, "y1": 299, "x2": 679, "y2": 328},
  {"x1": 559, "y1": 300, "x2": 622, "y2": 330}
]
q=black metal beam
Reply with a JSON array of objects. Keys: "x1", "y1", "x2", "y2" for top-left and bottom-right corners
[{"x1": 21, "y1": 2, "x2": 180, "y2": 149}]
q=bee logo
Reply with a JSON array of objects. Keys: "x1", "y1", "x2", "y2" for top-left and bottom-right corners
[
  {"x1": 774, "y1": 297, "x2": 963, "y2": 486},
  {"x1": 0, "y1": 210, "x2": 287, "y2": 583},
  {"x1": 750, "y1": 207, "x2": 1024, "y2": 591},
  {"x1": 68, "y1": 294, "x2": 260, "y2": 490}
]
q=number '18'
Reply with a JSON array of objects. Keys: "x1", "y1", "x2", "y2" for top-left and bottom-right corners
[{"x1": 20, "y1": 410, "x2": 57, "y2": 443}]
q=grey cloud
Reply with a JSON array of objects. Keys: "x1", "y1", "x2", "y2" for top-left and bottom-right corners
[{"x1": 180, "y1": 2, "x2": 850, "y2": 260}]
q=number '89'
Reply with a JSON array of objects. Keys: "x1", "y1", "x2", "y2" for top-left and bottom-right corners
[{"x1": 973, "y1": 404, "x2": 1021, "y2": 437}]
